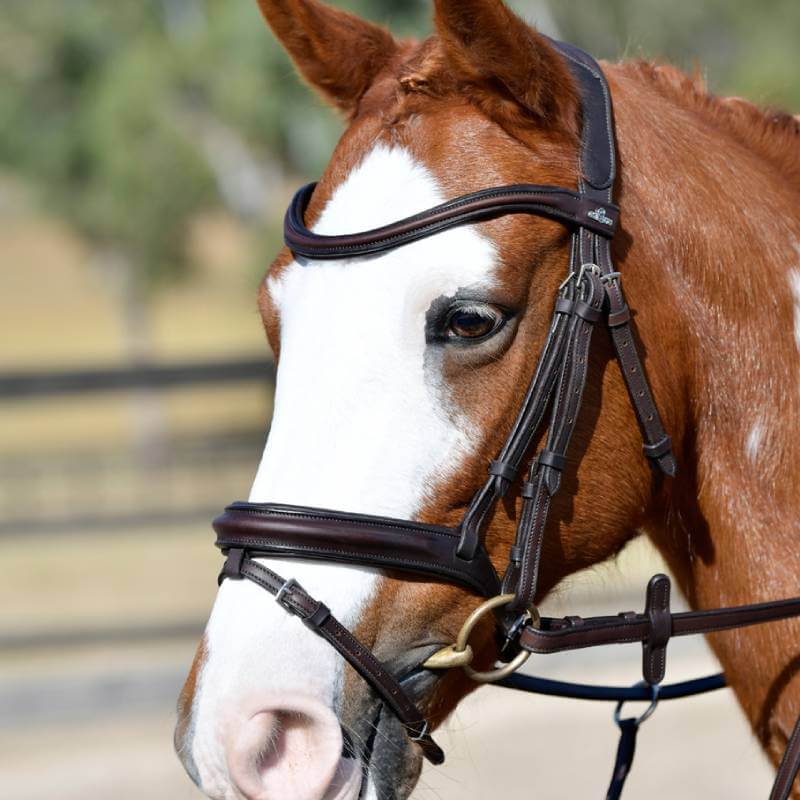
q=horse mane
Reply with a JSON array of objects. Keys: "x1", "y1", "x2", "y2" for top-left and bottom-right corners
[{"x1": 621, "y1": 60, "x2": 800, "y2": 189}]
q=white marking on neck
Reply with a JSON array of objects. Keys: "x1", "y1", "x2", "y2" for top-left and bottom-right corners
[
  {"x1": 190, "y1": 145, "x2": 498, "y2": 796},
  {"x1": 789, "y1": 260, "x2": 800, "y2": 355},
  {"x1": 745, "y1": 420, "x2": 764, "y2": 463}
]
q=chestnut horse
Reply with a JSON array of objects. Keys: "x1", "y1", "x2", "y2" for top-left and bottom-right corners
[{"x1": 176, "y1": 1, "x2": 800, "y2": 798}]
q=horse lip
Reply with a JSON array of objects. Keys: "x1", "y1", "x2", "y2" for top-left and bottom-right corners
[
  {"x1": 359, "y1": 706, "x2": 422, "y2": 800},
  {"x1": 356, "y1": 706, "x2": 382, "y2": 800},
  {"x1": 345, "y1": 642, "x2": 443, "y2": 800}
]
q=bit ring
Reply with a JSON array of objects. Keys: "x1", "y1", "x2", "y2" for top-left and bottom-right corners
[{"x1": 423, "y1": 593, "x2": 539, "y2": 683}]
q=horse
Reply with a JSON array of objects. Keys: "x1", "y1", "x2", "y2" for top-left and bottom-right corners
[{"x1": 175, "y1": 1, "x2": 800, "y2": 798}]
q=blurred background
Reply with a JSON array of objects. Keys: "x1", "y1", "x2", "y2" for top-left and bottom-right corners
[{"x1": 1, "y1": 1, "x2": 797, "y2": 798}]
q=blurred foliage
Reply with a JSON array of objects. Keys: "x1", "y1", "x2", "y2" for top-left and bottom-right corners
[
  {"x1": 0, "y1": 0, "x2": 435, "y2": 292},
  {"x1": 0, "y1": 0, "x2": 796, "y2": 295},
  {"x1": 546, "y1": 0, "x2": 800, "y2": 109}
]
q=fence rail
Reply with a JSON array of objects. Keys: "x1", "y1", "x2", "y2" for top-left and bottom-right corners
[
  {"x1": 0, "y1": 356, "x2": 274, "y2": 534},
  {"x1": 0, "y1": 356, "x2": 274, "y2": 399}
]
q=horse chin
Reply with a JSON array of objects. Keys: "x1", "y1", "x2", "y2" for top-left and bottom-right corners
[{"x1": 361, "y1": 712, "x2": 424, "y2": 800}]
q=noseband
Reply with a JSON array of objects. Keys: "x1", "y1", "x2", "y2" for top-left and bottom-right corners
[{"x1": 213, "y1": 40, "x2": 800, "y2": 797}]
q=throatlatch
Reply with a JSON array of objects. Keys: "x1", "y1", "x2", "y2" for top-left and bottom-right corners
[{"x1": 213, "y1": 38, "x2": 800, "y2": 798}]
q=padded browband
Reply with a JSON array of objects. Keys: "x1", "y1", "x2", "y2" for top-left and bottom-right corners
[
  {"x1": 284, "y1": 182, "x2": 620, "y2": 259},
  {"x1": 214, "y1": 502, "x2": 501, "y2": 597}
]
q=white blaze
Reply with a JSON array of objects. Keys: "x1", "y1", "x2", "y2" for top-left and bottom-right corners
[{"x1": 189, "y1": 146, "x2": 498, "y2": 794}]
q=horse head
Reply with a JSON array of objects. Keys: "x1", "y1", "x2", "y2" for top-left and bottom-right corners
[{"x1": 176, "y1": 2, "x2": 800, "y2": 798}]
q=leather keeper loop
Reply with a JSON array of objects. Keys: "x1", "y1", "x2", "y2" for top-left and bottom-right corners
[
  {"x1": 304, "y1": 602, "x2": 332, "y2": 630},
  {"x1": 643, "y1": 574, "x2": 672, "y2": 685},
  {"x1": 220, "y1": 548, "x2": 245, "y2": 583},
  {"x1": 643, "y1": 436, "x2": 672, "y2": 460},
  {"x1": 574, "y1": 300, "x2": 603, "y2": 324},
  {"x1": 607, "y1": 304, "x2": 631, "y2": 327},
  {"x1": 489, "y1": 460, "x2": 518, "y2": 483},
  {"x1": 538, "y1": 450, "x2": 567, "y2": 471},
  {"x1": 555, "y1": 297, "x2": 575, "y2": 316}
]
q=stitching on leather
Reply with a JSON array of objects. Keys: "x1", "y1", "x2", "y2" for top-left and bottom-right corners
[
  {"x1": 244, "y1": 565, "x2": 402, "y2": 681},
  {"x1": 291, "y1": 202, "x2": 592, "y2": 256},
  {"x1": 528, "y1": 632, "x2": 644, "y2": 654},
  {"x1": 292, "y1": 185, "x2": 578, "y2": 238},
  {"x1": 226, "y1": 505, "x2": 457, "y2": 538},
  {"x1": 518, "y1": 485, "x2": 549, "y2": 605},
  {"x1": 512, "y1": 272, "x2": 601, "y2": 603},
  {"x1": 239, "y1": 560, "x2": 425, "y2": 725},
  {"x1": 651, "y1": 577, "x2": 669, "y2": 679},
  {"x1": 510, "y1": 318, "x2": 568, "y2": 460},
  {"x1": 219, "y1": 537, "x2": 493, "y2": 593},
  {"x1": 321, "y1": 619, "x2": 423, "y2": 722},
  {"x1": 556, "y1": 47, "x2": 615, "y2": 189}
]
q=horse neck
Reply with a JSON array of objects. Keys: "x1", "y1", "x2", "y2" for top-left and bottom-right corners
[{"x1": 608, "y1": 65, "x2": 800, "y2": 750}]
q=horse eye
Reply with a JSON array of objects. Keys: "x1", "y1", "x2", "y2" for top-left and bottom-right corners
[{"x1": 446, "y1": 306, "x2": 504, "y2": 341}]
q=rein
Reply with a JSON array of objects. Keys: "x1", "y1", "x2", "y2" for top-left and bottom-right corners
[{"x1": 213, "y1": 39, "x2": 800, "y2": 798}]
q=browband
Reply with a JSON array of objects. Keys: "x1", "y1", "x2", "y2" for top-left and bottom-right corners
[{"x1": 284, "y1": 182, "x2": 620, "y2": 259}]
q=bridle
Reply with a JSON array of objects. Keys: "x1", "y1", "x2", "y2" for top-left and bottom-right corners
[{"x1": 212, "y1": 40, "x2": 800, "y2": 798}]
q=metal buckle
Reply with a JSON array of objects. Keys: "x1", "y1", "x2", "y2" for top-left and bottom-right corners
[
  {"x1": 560, "y1": 262, "x2": 602, "y2": 291},
  {"x1": 577, "y1": 262, "x2": 602, "y2": 284},
  {"x1": 275, "y1": 577, "x2": 300, "y2": 610}
]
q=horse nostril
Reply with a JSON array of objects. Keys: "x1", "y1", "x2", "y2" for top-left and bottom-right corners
[{"x1": 226, "y1": 693, "x2": 353, "y2": 800}]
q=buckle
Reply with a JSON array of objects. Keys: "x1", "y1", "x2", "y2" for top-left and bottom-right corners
[
  {"x1": 577, "y1": 262, "x2": 602, "y2": 283},
  {"x1": 275, "y1": 577, "x2": 300, "y2": 611}
]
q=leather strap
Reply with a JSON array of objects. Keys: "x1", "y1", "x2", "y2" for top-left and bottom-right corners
[
  {"x1": 219, "y1": 549, "x2": 444, "y2": 765},
  {"x1": 285, "y1": 183, "x2": 619, "y2": 259},
  {"x1": 502, "y1": 269, "x2": 606, "y2": 618},
  {"x1": 642, "y1": 574, "x2": 671, "y2": 684},
  {"x1": 556, "y1": 36, "x2": 676, "y2": 477},
  {"x1": 597, "y1": 237, "x2": 677, "y2": 476},
  {"x1": 519, "y1": 587, "x2": 800, "y2": 656},
  {"x1": 606, "y1": 717, "x2": 639, "y2": 800},
  {"x1": 770, "y1": 716, "x2": 800, "y2": 800},
  {"x1": 550, "y1": 38, "x2": 616, "y2": 191},
  {"x1": 458, "y1": 274, "x2": 576, "y2": 558}
]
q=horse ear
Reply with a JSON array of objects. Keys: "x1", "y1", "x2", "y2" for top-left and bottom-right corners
[
  {"x1": 433, "y1": 0, "x2": 579, "y2": 133},
  {"x1": 256, "y1": 0, "x2": 398, "y2": 114}
]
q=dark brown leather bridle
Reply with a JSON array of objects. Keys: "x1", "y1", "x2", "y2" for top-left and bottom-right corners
[{"x1": 212, "y1": 40, "x2": 800, "y2": 799}]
